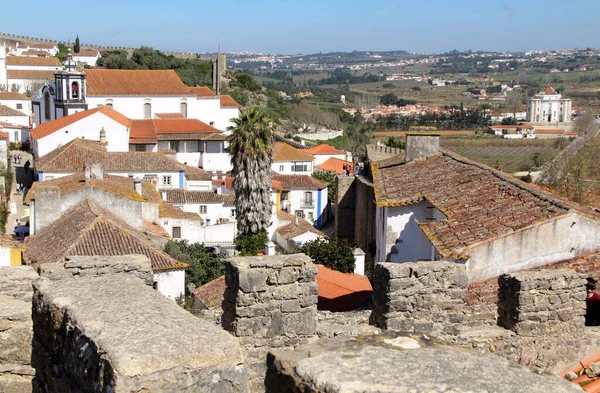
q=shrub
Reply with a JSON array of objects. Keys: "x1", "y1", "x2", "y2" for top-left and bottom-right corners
[
  {"x1": 301, "y1": 237, "x2": 357, "y2": 273},
  {"x1": 235, "y1": 230, "x2": 268, "y2": 256},
  {"x1": 164, "y1": 240, "x2": 227, "y2": 288}
]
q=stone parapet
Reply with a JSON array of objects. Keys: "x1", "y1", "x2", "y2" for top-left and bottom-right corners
[
  {"x1": 32, "y1": 274, "x2": 247, "y2": 393},
  {"x1": 370, "y1": 261, "x2": 468, "y2": 334},
  {"x1": 222, "y1": 254, "x2": 318, "y2": 346},
  {"x1": 0, "y1": 266, "x2": 39, "y2": 393},
  {"x1": 498, "y1": 269, "x2": 586, "y2": 336}
]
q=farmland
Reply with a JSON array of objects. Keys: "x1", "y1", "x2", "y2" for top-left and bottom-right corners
[{"x1": 440, "y1": 137, "x2": 564, "y2": 173}]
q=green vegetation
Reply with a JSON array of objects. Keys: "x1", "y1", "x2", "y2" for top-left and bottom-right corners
[
  {"x1": 375, "y1": 108, "x2": 489, "y2": 131},
  {"x1": 301, "y1": 237, "x2": 358, "y2": 273},
  {"x1": 235, "y1": 230, "x2": 269, "y2": 256},
  {"x1": 164, "y1": 240, "x2": 227, "y2": 288},
  {"x1": 312, "y1": 171, "x2": 337, "y2": 200},
  {"x1": 55, "y1": 43, "x2": 71, "y2": 62},
  {"x1": 0, "y1": 161, "x2": 12, "y2": 233},
  {"x1": 74, "y1": 35, "x2": 80, "y2": 54}
]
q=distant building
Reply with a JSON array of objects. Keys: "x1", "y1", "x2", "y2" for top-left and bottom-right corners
[
  {"x1": 526, "y1": 84, "x2": 572, "y2": 124},
  {"x1": 0, "y1": 44, "x2": 61, "y2": 94}
]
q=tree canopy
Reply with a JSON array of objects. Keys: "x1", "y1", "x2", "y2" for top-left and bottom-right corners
[
  {"x1": 164, "y1": 240, "x2": 227, "y2": 288},
  {"x1": 301, "y1": 237, "x2": 357, "y2": 273}
]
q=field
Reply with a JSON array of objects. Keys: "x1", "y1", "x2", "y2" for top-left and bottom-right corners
[
  {"x1": 373, "y1": 130, "x2": 476, "y2": 138},
  {"x1": 440, "y1": 137, "x2": 562, "y2": 173}
]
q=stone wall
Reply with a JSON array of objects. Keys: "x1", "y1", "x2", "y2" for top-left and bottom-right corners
[
  {"x1": 37, "y1": 255, "x2": 154, "y2": 285},
  {"x1": 32, "y1": 274, "x2": 248, "y2": 393},
  {"x1": 498, "y1": 269, "x2": 586, "y2": 336},
  {"x1": 370, "y1": 261, "x2": 469, "y2": 334},
  {"x1": 222, "y1": 254, "x2": 318, "y2": 345},
  {"x1": 0, "y1": 266, "x2": 38, "y2": 393},
  {"x1": 354, "y1": 176, "x2": 378, "y2": 278},
  {"x1": 335, "y1": 175, "x2": 356, "y2": 241}
]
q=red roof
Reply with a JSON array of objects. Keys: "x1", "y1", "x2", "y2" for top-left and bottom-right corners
[
  {"x1": 85, "y1": 69, "x2": 192, "y2": 96},
  {"x1": 190, "y1": 87, "x2": 216, "y2": 98},
  {"x1": 129, "y1": 119, "x2": 220, "y2": 144},
  {"x1": 304, "y1": 144, "x2": 346, "y2": 155},
  {"x1": 544, "y1": 83, "x2": 556, "y2": 95},
  {"x1": 535, "y1": 129, "x2": 564, "y2": 135},
  {"x1": 155, "y1": 113, "x2": 184, "y2": 119},
  {"x1": 489, "y1": 124, "x2": 533, "y2": 130},
  {"x1": 316, "y1": 265, "x2": 372, "y2": 312},
  {"x1": 0, "y1": 131, "x2": 9, "y2": 140},
  {"x1": 30, "y1": 106, "x2": 131, "y2": 140},
  {"x1": 315, "y1": 157, "x2": 353, "y2": 175},
  {"x1": 220, "y1": 95, "x2": 241, "y2": 108}
]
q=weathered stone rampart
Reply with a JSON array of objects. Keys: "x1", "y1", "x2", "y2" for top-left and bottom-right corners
[
  {"x1": 498, "y1": 269, "x2": 586, "y2": 336},
  {"x1": 222, "y1": 254, "x2": 318, "y2": 346},
  {"x1": 370, "y1": 261, "x2": 468, "y2": 334},
  {"x1": 32, "y1": 274, "x2": 248, "y2": 393},
  {"x1": 0, "y1": 266, "x2": 38, "y2": 393}
]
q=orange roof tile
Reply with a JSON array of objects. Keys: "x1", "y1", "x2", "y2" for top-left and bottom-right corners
[
  {"x1": 155, "y1": 113, "x2": 184, "y2": 119},
  {"x1": 6, "y1": 70, "x2": 55, "y2": 80},
  {"x1": 190, "y1": 87, "x2": 216, "y2": 97},
  {"x1": 220, "y1": 95, "x2": 241, "y2": 107},
  {"x1": 272, "y1": 142, "x2": 314, "y2": 162},
  {"x1": 275, "y1": 211, "x2": 325, "y2": 239},
  {"x1": 316, "y1": 265, "x2": 372, "y2": 311},
  {"x1": 74, "y1": 49, "x2": 99, "y2": 57},
  {"x1": 304, "y1": 143, "x2": 346, "y2": 155},
  {"x1": 159, "y1": 204, "x2": 203, "y2": 221},
  {"x1": 271, "y1": 174, "x2": 327, "y2": 190},
  {"x1": 0, "y1": 121, "x2": 26, "y2": 129},
  {"x1": 489, "y1": 124, "x2": 533, "y2": 129},
  {"x1": 85, "y1": 69, "x2": 192, "y2": 96},
  {"x1": 129, "y1": 118, "x2": 220, "y2": 143},
  {"x1": 0, "y1": 131, "x2": 9, "y2": 140},
  {"x1": 535, "y1": 129, "x2": 564, "y2": 134},
  {"x1": 28, "y1": 43, "x2": 57, "y2": 50},
  {"x1": 0, "y1": 105, "x2": 26, "y2": 117},
  {"x1": 315, "y1": 158, "x2": 353, "y2": 175},
  {"x1": 6, "y1": 56, "x2": 61, "y2": 67},
  {"x1": 0, "y1": 92, "x2": 30, "y2": 100},
  {"x1": 21, "y1": 50, "x2": 52, "y2": 57},
  {"x1": 192, "y1": 276, "x2": 226, "y2": 309},
  {"x1": 544, "y1": 83, "x2": 556, "y2": 95},
  {"x1": 30, "y1": 106, "x2": 130, "y2": 140}
]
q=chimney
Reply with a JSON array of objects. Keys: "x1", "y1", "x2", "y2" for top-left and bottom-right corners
[
  {"x1": 405, "y1": 133, "x2": 440, "y2": 163},
  {"x1": 90, "y1": 163, "x2": 104, "y2": 181},
  {"x1": 300, "y1": 140, "x2": 305, "y2": 146},
  {"x1": 134, "y1": 177, "x2": 142, "y2": 196},
  {"x1": 161, "y1": 190, "x2": 167, "y2": 201},
  {"x1": 84, "y1": 165, "x2": 91, "y2": 183},
  {"x1": 99, "y1": 127, "x2": 106, "y2": 144}
]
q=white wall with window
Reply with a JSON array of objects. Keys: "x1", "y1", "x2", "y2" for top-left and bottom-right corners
[
  {"x1": 0, "y1": 97, "x2": 32, "y2": 117},
  {"x1": 271, "y1": 160, "x2": 313, "y2": 175},
  {"x1": 177, "y1": 201, "x2": 236, "y2": 226},
  {"x1": 154, "y1": 269, "x2": 185, "y2": 300},
  {"x1": 285, "y1": 187, "x2": 328, "y2": 228}
]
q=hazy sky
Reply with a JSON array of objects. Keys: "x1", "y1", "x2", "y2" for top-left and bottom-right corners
[{"x1": 3, "y1": 0, "x2": 598, "y2": 54}]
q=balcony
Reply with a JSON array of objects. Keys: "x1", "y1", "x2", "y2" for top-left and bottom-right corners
[{"x1": 301, "y1": 199, "x2": 314, "y2": 208}]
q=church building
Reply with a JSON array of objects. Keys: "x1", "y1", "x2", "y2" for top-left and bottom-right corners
[
  {"x1": 32, "y1": 55, "x2": 240, "y2": 132},
  {"x1": 526, "y1": 84, "x2": 572, "y2": 124}
]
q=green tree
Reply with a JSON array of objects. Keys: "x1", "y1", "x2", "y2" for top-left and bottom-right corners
[
  {"x1": 301, "y1": 237, "x2": 357, "y2": 273},
  {"x1": 164, "y1": 240, "x2": 226, "y2": 287},
  {"x1": 380, "y1": 92, "x2": 398, "y2": 106},
  {"x1": 312, "y1": 170, "x2": 337, "y2": 200},
  {"x1": 55, "y1": 43, "x2": 71, "y2": 62},
  {"x1": 227, "y1": 108, "x2": 273, "y2": 236},
  {"x1": 74, "y1": 35, "x2": 80, "y2": 54},
  {"x1": 235, "y1": 230, "x2": 268, "y2": 256},
  {"x1": 384, "y1": 136, "x2": 405, "y2": 149}
]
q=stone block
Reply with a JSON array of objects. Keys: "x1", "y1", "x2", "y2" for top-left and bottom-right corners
[
  {"x1": 239, "y1": 268, "x2": 270, "y2": 293},
  {"x1": 278, "y1": 267, "x2": 300, "y2": 284},
  {"x1": 281, "y1": 299, "x2": 301, "y2": 313}
]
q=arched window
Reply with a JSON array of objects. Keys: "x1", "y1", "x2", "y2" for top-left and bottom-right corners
[
  {"x1": 143, "y1": 102, "x2": 151, "y2": 119},
  {"x1": 180, "y1": 102, "x2": 187, "y2": 117},
  {"x1": 71, "y1": 81, "x2": 79, "y2": 99},
  {"x1": 44, "y1": 92, "x2": 51, "y2": 120}
]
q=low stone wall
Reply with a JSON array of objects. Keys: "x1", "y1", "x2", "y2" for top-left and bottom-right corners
[
  {"x1": 37, "y1": 255, "x2": 154, "y2": 285},
  {"x1": 498, "y1": 269, "x2": 586, "y2": 336},
  {"x1": 370, "y1": 261, "x2": 468, "y2": 334},
  {"x1": 222, "y1": 254, "x2": 318, "y2": 346},
  {"x1": 0, "y1": 266, "x2": 38, "y2": 393},
  {"x1": 32, "y1": 274, "x2": 248, "y2": 393}
]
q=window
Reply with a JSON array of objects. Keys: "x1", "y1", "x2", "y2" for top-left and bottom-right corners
[
  {"x1": 304, "y1": 191, "x2": 313, "y2": 204},
  {"x1": 14, "y1": 131, "x2": 18, "y2": 141},
  {"x1": 168, "y1": 141, "x2": 179, "y2": 152},
  {"x1": 172, "y1": 226, "x2": 181, "y2": 239},
  {"x1": 206, "y1": 219, "x2": 211, "y2": 225},
  {"x1": 199, "y1": 205, "x2": 207, "y2": 214},
  {"x1": 143, "y1": 102, "x2": 151, "y2": 119},
  {"x1": 163, "y1": 176, "x2": 171, "y2": 186},
  {"x1": 16, "y1": 103, "x2": 22, "y2": 110},
  {"x1": 308, "y1": 212, "x2": 314, "y2": 221},
  {"x1": 153, "y1": 281, "x2": 158, "y2": 290},
  {"x1": 209, "y1": 121, "x2": 215, "y2": 126},
  {"x1": 71, "y1": 81, "x2": 79, "y2": 99},
  {"x1": 44, "y1": 92, "x2": 51, "y2": 120},
  {"x1": 295, "y1": 210, "x2": 305, "y2": 218},
  {"x1": 135, "y1": 145, "x2": 146, "y2": 152},
  {"x1": 231, "y1": 209, "x2": 236, "y2": 217},
  {"x1": 180, "y1": 102, "x2": 187, "y2": 117},
  {"x1": 279, "y1": 165, "x2": 284, "y2": 171},
  {"x1": 292, "y1": 162, "x2": 308, "y2": 172}
]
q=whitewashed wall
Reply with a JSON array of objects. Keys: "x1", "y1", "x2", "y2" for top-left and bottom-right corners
[
  {"x1": 0, "y1": 98, "x2": 31, "y2": 117},
  {"x1": 271, "y1": 160, "x2": 313, "y2": 175},
  {"x1": 154, "y1": 269, "x2": 185, "y2": 299}
]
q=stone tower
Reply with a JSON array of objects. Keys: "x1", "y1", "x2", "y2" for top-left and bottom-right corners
[{"x1": 212, "y1": 52, "x2": 226, "y2": 95}]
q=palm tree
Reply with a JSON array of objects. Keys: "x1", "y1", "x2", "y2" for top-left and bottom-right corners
[{"x1": 227, "y1": 107, "x2": 273, "y2": 235}]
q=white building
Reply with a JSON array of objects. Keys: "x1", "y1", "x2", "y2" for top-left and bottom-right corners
[
  {"x1": 0, "y1": 45, "x2": 61, "y2": 94},
  {"x1": 272, "y1": 174, "x2": 328, "y2": 228},
  {"x1": 273, "y1": 211, "x2": 325, "y2": 252},
  {"x1": 33, "y1": 65, "x2": 240, "y2": 132},
  {"x1": 0, "y1": 92, "x2": 31, "y2": 118},
  {"x1": 71, "y1": 49, "x2": 101, "y2": 67},
  {"x1": 11, "y1": 43, "x2": 59, "y2": 57},
  {"x1": 303, "y1": 143, "x2": 351, "y2": 166},
  {"x1": 272, "y1": 142, "x2": 314, "y2": 175},
  {"x1": 0, "y1": 104, "x2": 29, "y2": 128},
  {"x1": 526, "y1": 84, "x2": 572, "y2": 124}
]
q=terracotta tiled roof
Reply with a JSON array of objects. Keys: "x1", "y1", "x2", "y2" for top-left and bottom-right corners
[
  {"x1": 544, "y1": 83, "x2": 556, "y2": 95},
  {"x1": 304, "y1": 144, "x2": 346, "y2": 155},
  {"x1": 23, "y1": 199, "x2": 187, "y2": 272},
  {"x1": 200, "y1": 132, "x2": 228, "y2": 141},
  {"x1": 0, "y1": 233, "x2": 21, "y2": 248},
  {"x1": 315, "y1": 158, "x2": 353, "y2": 175},
  {"x1": 162, "y1": 189, "x2": 235, "y2": 204},
  {"x1": 74, "y1": 49, "x2": 99, "y2": 57},
  {"x1": 271, "y1": 174, "x2": 327, "y2": 190},
  {"x1": 192, "y1": 276, "x2": 226, "y2": 309},
  {"x1": 0, "y1": 92, "x2": 30, "y2": 100},
  {"x1": 273, "y1": 133, "x2": 309, "y2": 149},
  {"x1": 21, "y1": 50, "x2": 52, "y2": 57},
  {"x1": 535, "y1": 129, "x2": 564, "y2": 134},
  {"x1": 26, "y1": 172, "x2": 159, "y2": 203},
  {"x1": 0, "y1": 121, "x2": 26, "y2": 129},
  {"x1": 0, "y1": 131, "x2": 8, "y2": 139},
  {"x1": 272, "y1": 142, "x2": 314, "y2": 162},
  {"x1": 28, "y1": 43, "x2": 57, "y2": 50},
  {"x1": 129, "y1": 119, "x2": 219, "y2": 143},
  {"x1": 271, "y1": 179, "x2": 283, "y2": 190},
  {"x1": 316, "y1": 265, "x2": 372, "y2": 312},
  {"x1": 276, "y1": 211, "x2": 325, "y2": 240},
  {"x1": 374, "y1": 153, "x2": 405, "y2": 167},
  {"x1": 6, "y1": 56, "x2": 61, "y2": 67},
  {"x1": 6, "y1": 70, "x2": 55, "y2": 80},
  {"x1": 85, "y1": 69, "x2": 192, "y2": 96},
  {"x1": 220, "y1": 95, "x2": 241, "y2": 108},
  {"x1": 489, "y1": 124, "x2": 533, "y2": 129},
  {"x1": 183, "y1": 165, "x2": 211, "y2": 181},
  {"x1": 0, "y1": 105, "x2": 26, "y2": 117},
  {"x1": 155, "y1": 113, "x2": 184, "y2": 119},
  {"x1": 373, "y1": 149, "x2": 572, "y2": 259},
  {"x1": 190, "y1": 87, "x2": 216, "y2": 97},
  {"x1": 30, "y1": 106, "x2": 130, "y2": 140},
  {"x1": 143, "y1": 220, "x2": 170, "y2": 238},
  {"x1": 159, "y1": 204, "x2": 203, "y2": 221}
]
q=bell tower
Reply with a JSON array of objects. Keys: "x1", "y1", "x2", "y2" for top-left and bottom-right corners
[{"x1": 54, "y1": 50, "x2": 88, "y2": 118}]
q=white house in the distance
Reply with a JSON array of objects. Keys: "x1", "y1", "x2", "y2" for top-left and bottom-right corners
[
  {"x1": 71, "y1": 49, "x2": 101, "y2": 67},
  {"x1": 33, "y1": 63, "x2": 240, "y2": 132},
  {"x1": 303, "y1": 143, "x2": 351, "y2": 165},
  {"x1": 0, "y1": 45, "x2": 61, "y2": 94},
  {"x1": 0, "y1": 92, "x2": 31, "y2": 118},
  {"x1": 10, "y1": 43, "x2": 59, "y2": 57},
  {"x1": 526, "y1": 84, "x2": 572, "y2": 124},
  {"x1": 272, "y1": 174, "x2": 328, "y2": 228},
  {"x1": 271, "y1": 142, "x2": 314, "y2": 175}
]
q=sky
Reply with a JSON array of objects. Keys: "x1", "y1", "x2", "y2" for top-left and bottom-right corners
[{"x1": 3, "y1": 0, "x2": 599, "y2": 54}]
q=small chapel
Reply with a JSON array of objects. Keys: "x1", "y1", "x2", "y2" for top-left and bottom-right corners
[{"x1": 526, "y1": 83, "x2": 572, "y2": 124}]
